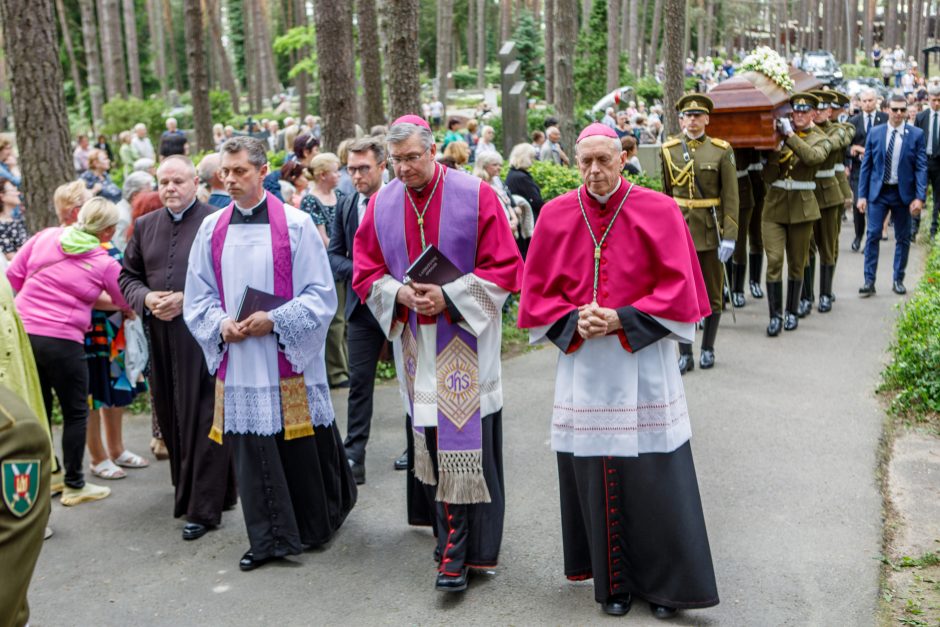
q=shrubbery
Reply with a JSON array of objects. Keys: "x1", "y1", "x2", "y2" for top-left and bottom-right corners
[
  {"x1": 841, "y1": 63, "x2": 881, "y2": 79},
  {"x1": 101, "y1": 96, "x2": 167, "y2": 141},
  {"x1": 527, "y1": 160, "x2": 663, "y2": 201}
]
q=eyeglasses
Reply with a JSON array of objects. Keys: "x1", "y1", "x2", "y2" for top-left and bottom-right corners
[
  {"x1": 388, "y1": 149, "x2": 429, "y2": 166},
  {"x1": 347, "y1": 165, "x2": 374, "y2": 175},
  {"x1": 890, "y1": 107, "x2": 908, "y2": 112}
]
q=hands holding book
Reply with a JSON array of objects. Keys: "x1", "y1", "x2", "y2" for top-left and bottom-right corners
[
  {"x1": 577, "y1": 302, "x2": 621, "y2": 340},
  {"x1": 397, "y1": 282, "x2": 446, "y2": 317},
  {"x1": 222, "y1": 312, "x2": 274, "y2": 344}
]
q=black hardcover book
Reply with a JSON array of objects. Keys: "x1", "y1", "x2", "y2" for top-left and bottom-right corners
[
  {"x1": 235, "y1": 286, "x2": 288, "y2": 322},
  {"x1": 403, "y1": 244, "x2": 463, "y2": 286}
]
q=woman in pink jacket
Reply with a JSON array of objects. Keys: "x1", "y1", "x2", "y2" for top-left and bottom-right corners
[{"x1": 7, "y1": 197, "x2": 133, "y2": 506}]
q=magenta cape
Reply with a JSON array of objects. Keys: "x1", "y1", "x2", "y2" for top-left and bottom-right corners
[{"x1": 518, "y1": 180, "x2": 711, "y2": 329}]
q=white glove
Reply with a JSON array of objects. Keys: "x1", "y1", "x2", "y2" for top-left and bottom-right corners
[
  {"x1": 776, "y1": 118, "x2": 794, "y2": 137},
  {"x1": 717, "y1": 239, "x2": 735, "y2": 263}
]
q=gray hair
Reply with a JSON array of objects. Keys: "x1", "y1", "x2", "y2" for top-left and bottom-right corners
[
  {"x1": 220, "y1": 136, "x2": 268, "y2": 168},
  {"x1": 472, "y1": 151, "x2": 503, "y2": 182},
  {"x1": 133, "y1": 158, "x2": 155, "y2": 172},
  {"x1": 858, "y1": 88, "x2": 877, "y2": 100},
  {"x1": 386, "y1": 123, "x2": 434, "y2": 151},
  {"x1": 122, "y1": 171, "x2": 155, "y2": 201},
  {"x1": 575, "y1": 136, "x2": 622, "y2": 157},
  {"x1": 508, "y1": 143, "x2": 536, "y2": 169},
  {"x1": 928, "y1": 85, "x2": 940, "y2": 97},
  {"x1": 348, "y1": 136, "x2": 386, "y2": 164},
  {"x1": 197, "y1": 153, "x2": 221, "y2": 183}
]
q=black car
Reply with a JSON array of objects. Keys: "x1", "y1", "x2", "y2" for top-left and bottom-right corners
[{"x1": 801, "y1": 51, "x2": 844, "y2": 87}]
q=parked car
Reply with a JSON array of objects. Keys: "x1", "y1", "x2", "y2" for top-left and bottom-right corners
[
  {"x1": 843, "y1": 77, "x2": 891, "y2": 102},
  {"x1": 801, "y1": 51, "x2": 844, "y2": 87}
]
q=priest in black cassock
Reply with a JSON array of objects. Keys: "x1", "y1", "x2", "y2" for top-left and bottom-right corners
[{"x1": 120, "y1": 155, "x2": 238, "y2": 541}]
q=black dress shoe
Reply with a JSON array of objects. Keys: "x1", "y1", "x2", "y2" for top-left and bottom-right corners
[
  {"x1": 767, "y1": 316, "x2": 782, "y2": 337},
  {"x1": 239, "y1": 551, "x2": 277, "y2": 572},
  {"x1": 797, "y1": 298, "x2": 812, "y2": 318},
  {"x1": 730, "y1": 291, "x2": 746, "y2": 308},
  {"x1": 651, "y1": 603, "x2": 678, "y2": 619},
  {"x1": 677, "y1": 352, "x2": 694, "y2": 375},
  {"x1": 182, "y1": 522, "x2": 213, "y2": 541},
  {"x1": 749, "y1": 280, "x2": 764, "y2": 298},
  {"x1": 435, "y1": 567, "x2": 469, "y2": 592},
  {"x1": 699, "y1": 348, "x2": 715, "y2": 369},
  {"x1": 348, "y1": 459, "x2": 365, "y2": 485},
  {"x1": 393, "y1": 450, "x2": 408, "y2": 471},
  {"x1": 818, "y1": 294, "x2": 832, "y2": 313},
  {"x1": 851, "y1": 236, "x2": 861, "y2": 252},
  {"x1": 600, "y1": 594, "x2": 633, "y2": 616},
  {"x1": 859, "y1": 282, "x2": 876, "y2": 297},
  {"x1": 783, "y1": 312, "x2": 799, "y2": 331},
  {"x1": 892, "y1": 280, "x2": 906, "y2": 295}
]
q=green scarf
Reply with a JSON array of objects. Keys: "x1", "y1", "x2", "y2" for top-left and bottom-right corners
[{"x1": 60, "y1": 226, "x2": 101, "y2": 254}]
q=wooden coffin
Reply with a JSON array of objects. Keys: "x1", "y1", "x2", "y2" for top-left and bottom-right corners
[{"x1": 706, "y1": 68, "x2": 822, "y2": 149}]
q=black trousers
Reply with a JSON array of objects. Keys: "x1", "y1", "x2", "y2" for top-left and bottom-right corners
[
  {"x1": 913, "y1": 158, "x2": 940, "y2": 237},
  {"x1": 850, "y1": 168, "x2": 866, "y2": 241},
  {"x1": 342, "y1": 306, "x2": 386, "y2": 465},
  {"x1": 28, "y1": 334, "x2": 89, "y2": 489}
]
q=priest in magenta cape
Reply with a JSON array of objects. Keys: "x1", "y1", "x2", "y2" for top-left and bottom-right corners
[
  {"x1": 352, "y1": 115, "x2": 523, "y2": 592},
  {"x1": 518, "y1": 123, "x2": 719, "y2": 618},
  {"x1": 184, "y1": 137, "x2": 356, "y2": 571}
]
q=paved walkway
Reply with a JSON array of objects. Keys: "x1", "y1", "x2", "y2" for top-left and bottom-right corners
[{"x1": 29, "y1": 224, "x2": 922, "y2": 625}]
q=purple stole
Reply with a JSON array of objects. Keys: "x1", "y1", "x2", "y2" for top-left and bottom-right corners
[
  {"x1": 373, "y1": 168, "x2": 490, "y2": 504},
  {"x1": 207, "y1": 194, "x2": 312, "y2": 444}
]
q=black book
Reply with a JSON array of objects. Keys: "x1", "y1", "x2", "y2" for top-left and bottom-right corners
[
  {"x1": 403, "y1": 244, "x2": 463, "y2": 286},
  {"x1": 235, "y1": 286, "x2": 288, "y2": 322}
]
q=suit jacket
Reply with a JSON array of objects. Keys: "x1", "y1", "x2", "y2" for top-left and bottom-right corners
[
  {"x1": 858, "y1": 123, "x2": 928, "y2": 206},
  {"x1": 914, "y1": 108, "x2": 940, "y2": 157},
  {"x1": 847, "y1": 110, "x2": 888, "y2": 168},
  {"x1": 328, "y1": 190, "x2": 365, "y2": 320}
]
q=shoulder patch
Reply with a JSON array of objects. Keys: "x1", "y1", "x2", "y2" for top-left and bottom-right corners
[
  {"x1": 710, "y1": 137, "x2": 731, "y2": 149},
  {"x1": 2, "y1": 459, "x2": 41, "y2": 518}
]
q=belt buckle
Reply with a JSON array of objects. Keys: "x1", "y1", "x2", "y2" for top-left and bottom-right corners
[{"x1": 785, "y1": 179, "x2": 794, "y2": 191}]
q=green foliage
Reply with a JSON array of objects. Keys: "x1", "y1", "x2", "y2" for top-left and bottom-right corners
[
  {"x1": 635, "y1": 77, "x2": 664, "y2": 106},
  {"x1": 511, "y1": 10, "x2": 545, "y2": 97},
  {"x1": 528, "y1": 160, "x2": 582, "y2": 201},
  {"x1": 882, "y1": 237, "x2": 940, "y2": 425},
  {"x1": 210, "y1": 91, "x2": 234, "y2": 127},
  {"x1": 228, "y1": 0, "x2": 246, "y2": 85},
  {"x1": 376, "y1": 360, "x2": 397, "y2": 381},
  {"x1": 841, "y1": 63, "x2": 881, "y2": 79},
  {"x1": 685, "y1": 77, "x2": 700, "y2": 92},
  {"x1": 451, "y1": 65, "x2": 501, "y2": 90},
  {"x1": 273, "y1": 25, "x2": 318, "y2": 79},
  {"x1": 574, "y1": 0, "x2": 610, "y2": 107},
  {"x1": 101, "y1": 97, "x2": 167, "y2": 140},
  {"x1": 627, "y1": 171, "x2": 663, "y2": 192},
  {"x1": 527, "y1": 107, "x2": 557, "y2": 135}
]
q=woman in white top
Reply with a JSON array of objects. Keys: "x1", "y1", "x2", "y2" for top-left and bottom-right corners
[{"x1": 475, "y1": 125, "x2": 498, "y2": 156}]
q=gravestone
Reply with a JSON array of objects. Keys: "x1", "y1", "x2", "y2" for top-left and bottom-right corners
[{"x1": 499, "y1": 41, "x2": 528, "y2": 158}]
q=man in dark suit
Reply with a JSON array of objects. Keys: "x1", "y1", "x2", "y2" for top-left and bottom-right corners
[
  {"x1": 847, "y1": 88, "x2": 888, "y2": 251},
  {"x1": 912, "y1": 86, "x2": 940, "y2": 241},
  {"x1": 857, "y1": 94, "x2": 928, "y2": 296},
  {"x1": 328, "y1": 136, "x2": 387, "y2": 485}
]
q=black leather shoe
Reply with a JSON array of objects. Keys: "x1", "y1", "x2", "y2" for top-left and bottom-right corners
[
  {"x1": 784, "y1": 312, "x2": 799, "y2": 331},
  {"x1": 859, "y1": 282, "x2": 876, "y2": 297},
  {"x1": 239, "y1": 551, "x2": 277, "y2": 572},
  {"x1": 394, "y1": 450, "x2": 408, "y2": 471},
  {"x1": 348, "y1": 459, "x2": 365, "y2": 485},
  {"x1": 435, "y1": 567, "x2": 469, "y2": 592},
  {"x1": 797, "y1": 298, "x2": 813, "y2": 318},
  {"x1": 651, "y1": 603, "x2": 678, "y2": 619},
  {"x1": 851, "y1": 236, "x2": 861, "y2": 252},
  {"x1": 182, "y1": 522, "x2": 212, "y2": 541},
  {"x1": 749, "y1": 280, "x2": 763, "y2": 298},
  {"x1": 677, "y1": 352, "x2": 694, "y2": 375},
  {"x1": 600, "y1": 594, "x2": 632, "y2": 616},
  {"x1": 699, "y1": 348, "x2": 715, "y2": 369},
  {"x1": 818, "y1": 294, "x2": 832, "y2": 313},
  {"x1": 892, "y1": 280, "x2": 906, "y2": 295},
  {"x1": 730, "y1": 291, "x2": 745, "y2": 308},
  {"x1": 767, "y1": 316, "x2": 783, "y2": 337}
]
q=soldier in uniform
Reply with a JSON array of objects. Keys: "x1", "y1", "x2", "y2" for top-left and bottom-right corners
[
  {"x1": 729, "y1": 147, "x2": 757, "y2": 307},
  {"x1": 831, "y1": 91, "x2": 856, "y2": 301},
  {"x1": 747, "y1": 154, "x2": 767, "y2": 299},
  {"x1": 761, "y1": 92, "x2": 832, "y2": 336},
  {"x1": 661, "y1": 94, "x2": 739, "y2": 372},
  {"x1": 0, "y1": 383, "x2": 51, "y2": 627}
]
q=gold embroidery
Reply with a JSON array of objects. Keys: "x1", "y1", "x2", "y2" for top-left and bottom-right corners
[
  {"x1": 436, "y1": 336, "x2": 480, "y2": 430},
  {"x1": 209, "y1": 378, "x2": 224, "y2": 444},
  {"x1": 281, "y1": 376, "x2": 314, "y2": 440}
]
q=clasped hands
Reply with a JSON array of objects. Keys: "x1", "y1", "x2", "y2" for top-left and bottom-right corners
[
  {"x1": 145, "y1": 290, "x2": 184, "y2": 321},
  {"x1": 221, "y1": 312, "x2": 274, "y2": 344},
  {"x1": 577, "y1": 302, "x2": 621, "y2": 340},
  {"x1": 396, "y1": 282, "x2": 446, "y2": 317}
]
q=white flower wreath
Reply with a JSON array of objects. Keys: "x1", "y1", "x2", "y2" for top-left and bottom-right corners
[{"x1": 740, "y1": 46, "x2": 795, "y2": 92}]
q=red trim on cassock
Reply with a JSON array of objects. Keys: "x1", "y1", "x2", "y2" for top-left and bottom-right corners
[{"x1": 615, "y1": 329, "x2": 633, "y2": 353}]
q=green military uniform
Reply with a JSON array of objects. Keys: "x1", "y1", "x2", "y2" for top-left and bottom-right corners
[
  {"x1": 661, "y1": 94, "x2": 739, "y2": 371},
  {"x1": 729, "y1": 147, "x2": 757, "y2": 307},
  {"x1": 747, "y1": 156, "x2": 767, "y2": 298},
  {"x1": 831, "y1": 92, "x2": 856, "y2": 295},
  {"x1": 0, "y1": 384, "x2": 51, "y2": 627},
  {"x1": 761, "y1": 92, "x2": 832, "y2": 336}
]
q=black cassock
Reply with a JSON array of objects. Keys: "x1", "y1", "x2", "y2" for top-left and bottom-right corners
[{"x1": 120, "y1": 202, "x2": 237, "y2": 526}]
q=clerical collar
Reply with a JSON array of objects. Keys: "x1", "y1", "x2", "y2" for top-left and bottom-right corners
[
  {"x1": 586, "y1": 178, "x2": 622, "y2": 205},
  {"x1": 167, "y1": 198, "x2": 197, "y2": 222},
  {"x1": 235, "y1": 192, "x2": 267, "y2": 215},
  {"x1": 684, "y1": 131, "x2": 705, "y2": 141}
]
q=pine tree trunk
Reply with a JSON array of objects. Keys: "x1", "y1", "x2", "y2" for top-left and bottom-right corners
[
  {"x1": 476, "y1": 0, "x2": 486, "y2": 87},
  {"x1": 636, "y1": 0, "x2": 648, "y2": 71},
  {"x1": 184, "y1": 0, "x2": 213, "y2": 151},
  {"x1": 123, "y1": 0, "x2": 143, "y2": 97},
  {"x1": 252, "y1": 0, "x2": 275, "y2": 105},
  {"x1": 55, "y1": 0, "x2": 85, "y2": 122},
  {"x1": 0, "y1": 28, "x2": 8, "y2": 131},
  {"x1": 162, "y1": 0, "x2": 182, "y2": 93},
  {"x1": 628, "y1": 0, "x2": 639, "y2": 73},
  {"x1": 258, "y1": 0, "x2": 281, "y2": 99},
  {"x1": 384, "y1": 0, "x2": 421, "y2": 119},
  {"x1": 98, "y1": 0, "x2": 119, "y2": 99},
  {"x1": 885, "y1": 0, "x2": 897, "y2": 49},
  {"x1": 293, "y1": 0, "x2": 307, "y2": 118},
  {"x1": 662, "y1": 0, "x2": 684, "y2": 136},
  {"x1": 206, "y1": 0, "x2": 241, "y2": 113},
  {"x1": 647, "y1": 0, "x2": 662, "y2": 74},
  {"x1": 147, "y1": 0, "x2": 168, "y2": 100},
  {"x1": 467, "y1": 0, "x2": 476, "y2": 71},
  {"x1": 695, "y1": 0, "x2": 705, "y2": 58},
  {"x1": 554, "y1": 0, "x2": 577, "y2": 150},
  {"x1": 313, "y1": 0, "x2": 356, "y2": 149},
  {"x1": 501, "y1": 0, "x2": 513, "y2": 41},
  {"x1": 78, "y1": 0, "x2": 106, "y2": 126},
  {"x1": 358, "y1": 0, "x2": 385, "y2": 128},
  {"x1": 580, "y1": 0, "x2": 591, "y2": 28},
  {"x1": 702, "y1": 0, "x2": 713, "y2": 57},
  {"x1": 606, "y1": 0, "x2": 620, "y2": 91},
  {"x1": 0, "y1": 0, "x2": 74, "y2": 230},
  {"x1": 437, "y1": 0, "x2": 454, "y2": 104},
  {"x1": 243, "y1": 0, "x2": 260, "y2": 111},
  {"x1": 544, "y1": 0, "x2": 554, "y2": 102}
]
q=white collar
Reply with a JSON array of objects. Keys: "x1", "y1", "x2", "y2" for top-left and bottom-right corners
[
  {"x1": 235, "y1": 192, "x2": 267, "y2": 215},
  {"x1": 167, "y1": 199, "x2": 197, "y2": 222},
  {"x1": 587, "y1": 178, "x2": 622, "y2": 205}
]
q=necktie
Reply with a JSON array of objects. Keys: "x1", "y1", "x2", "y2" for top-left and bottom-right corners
[
  {"x1": 866, "y1": 114, "x2": 872, "y2": 133},
  {"x1": 932, "y1": 112, "x2": 939, "y2": 156},
  {"x1": 884, "y1": 129, "x2": 897, "y2": 183}
]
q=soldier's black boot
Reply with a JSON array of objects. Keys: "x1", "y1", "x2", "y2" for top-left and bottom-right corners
[
  {"x1": 785, "y1": 279, "x2": 802, "y2": 331},
  {"x1": 818, "y1": 264, "x2": 835, "y2": 313},
  {"x1": 798, "y1": 256, "x2": 815, "y2": 318},
  {"x1": 749, "y1": 252, "x2": 764, "y2": 298},
  {"x1": 677, "y1": 342, "x2": 694, "y2": 374},
  {"x1": 766, "y1": 281, "x2": 783, "y2": 337},
  {"x1": 699, "y1": 313, "x2": 720, "y2": 369},
  {"x1": 722, "y1": 260, "x2": 732, "y2": 307},
  {"x1": 730, "y1": 262, "x2": 746, "y2": 308}
]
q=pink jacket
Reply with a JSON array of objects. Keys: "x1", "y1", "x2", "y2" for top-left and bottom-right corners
[{"x1": 6, "y1": 227, "x2": 130, "y2": 343}]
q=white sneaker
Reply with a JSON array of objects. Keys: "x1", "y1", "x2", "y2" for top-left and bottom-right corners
[{"x1": 60, "y1": 482, "x2": 111, "y2": 506}]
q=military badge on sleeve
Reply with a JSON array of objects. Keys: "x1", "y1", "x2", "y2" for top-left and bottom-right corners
[{"x1": 2, "y1": 460, "x2": 40, "y2": 518}]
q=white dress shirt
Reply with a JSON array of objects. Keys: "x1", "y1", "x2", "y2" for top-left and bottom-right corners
[{"x1": 885, "y1": 123, "x2": 905, "y2": 185}]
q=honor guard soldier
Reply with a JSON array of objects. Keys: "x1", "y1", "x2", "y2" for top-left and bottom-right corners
[
  {"x1": 729, "y1": 148, "x2": 757, "y2": 307},
  {"x1": 661, "y1": 94, "x2": 739, "y2": 372},
  {"x1": 0, "y1": 384, "x2": 51, "y2": 627},
  {"x1": 761, "y1": 92, "x2": 832, "y2": 336},
  {"x1": 831, "y1": 91, "x2": 856, "y2": 292},
  {"x1": 747, "y1": 153, "x2": 767, "y2": 299}
]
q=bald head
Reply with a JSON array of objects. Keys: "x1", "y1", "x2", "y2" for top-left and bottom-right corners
[{"x1": 157, "y1": 155, "x2": 198, "y2": 212}]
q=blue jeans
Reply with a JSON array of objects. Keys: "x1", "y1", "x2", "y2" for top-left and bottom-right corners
[{"x1": 863, "y1": 184, "x2": 911, "y2": 283}]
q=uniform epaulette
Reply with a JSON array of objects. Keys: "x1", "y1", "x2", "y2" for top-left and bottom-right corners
[
  {"x1": 662, "y1": 137, "x2": 681, "y2": 148},
  {"x1": 710, "y1": 137, "x2": 731, "y2": 150}
]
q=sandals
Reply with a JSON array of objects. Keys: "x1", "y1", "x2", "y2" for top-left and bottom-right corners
[
  {"x1": 114, "y1": 450, "x2": 150, "y2": 469},
  {"x1": 150, "y1": 438, "x2": 169, "y2": 461},
  {"x1": 90, "y1": 459, "x2": 126, "y2": 480}
]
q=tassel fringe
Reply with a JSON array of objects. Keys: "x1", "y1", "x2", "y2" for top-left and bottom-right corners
[
  {"x1": 435, "y1": 449, "x2": 491, "y2": 504},
  {"x1": 413, "y1": 429, "x2": 436, "y2": 486}
]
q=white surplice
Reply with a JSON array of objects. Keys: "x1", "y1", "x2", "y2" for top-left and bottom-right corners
[{"x1": 184, "y1": 202, "x2": 337, "y2": 435}]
